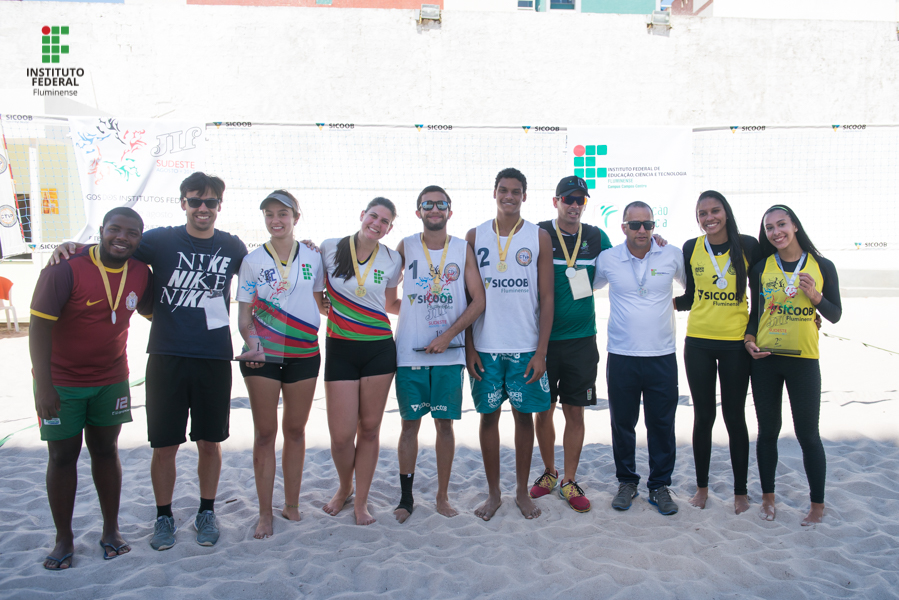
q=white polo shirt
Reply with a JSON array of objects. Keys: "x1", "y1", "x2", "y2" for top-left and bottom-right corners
[{"x1": 593, "y1": 240, "x2": 685, "y2": 357}]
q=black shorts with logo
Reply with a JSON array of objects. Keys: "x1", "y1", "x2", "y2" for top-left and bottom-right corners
[
  {"x1": 546, "y1": 335, "x2": 599, "y2": 407},
  {"x1": 146, "y1": 354, "x2": 232, "y2": 448}
]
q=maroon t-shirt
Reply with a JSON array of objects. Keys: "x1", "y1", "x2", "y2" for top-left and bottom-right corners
[{"x1": 30, "y1": 246, "x2": 153, "y2": 387}]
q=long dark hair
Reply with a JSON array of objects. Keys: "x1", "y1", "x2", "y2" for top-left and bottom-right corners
[
  {"x1": 758, "y1": 204, "x2": 822, "y2": 260},
  {"x1": 332, "y1": 197, "x2": 397, "y2": 281},
  {"x1": 696, "y1": 190, "x2": 749, "y2": 303}
]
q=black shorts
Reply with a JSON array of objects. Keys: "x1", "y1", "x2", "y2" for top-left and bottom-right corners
[
  {"x1": 324, "y1": 337, "x2": 397, "y2": 382},
  {"x1": 239, "y1": 354, "x2": 321, "y2": 384},
  {"x1": 146, "y1": 354, "x2": 232, "y2": 448},
  {"x1": 546, "y1": 335, "x2": 599, "y2": 407}
]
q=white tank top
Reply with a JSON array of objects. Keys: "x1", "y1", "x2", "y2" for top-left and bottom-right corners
[
  {"x1": 395, "y1": 234, "x2": 469, "y2": 367},
  {"x1": 471, "y1": 219, "x2": 541, "y2": 353}
]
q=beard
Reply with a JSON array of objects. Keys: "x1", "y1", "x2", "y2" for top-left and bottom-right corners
[{"x1": 423, "y1": 218, "x2": 447, "y2": 232}]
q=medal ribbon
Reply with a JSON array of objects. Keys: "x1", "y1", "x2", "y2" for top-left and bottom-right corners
[
  {"x1": 91, "y1": 245, "x2": 128, "y2": 318},
  {"x1": 349, "y1": 234, "x2": 379, "y2": 288},
  {"x1": 774, "y1": 251, "x2": 807, "y2": 290},
  {"x1": 494, "y1": 217, "x2": 522, "y2": 263},
  {"x1": 265, "y1": 240, "x2": 298, "y2": 283},
  {"x1": 703, "y1": 236, "x2": 732, "y2": 283},
  {"x1": 554, "y1": 220, "x2": 582, "y2": 270},
  {"x1": 420, "y1": 233, "x2": 450, "y2": 285},
  {"x1": 628, "y1": 253, "x2": 650, "y2": 292}
]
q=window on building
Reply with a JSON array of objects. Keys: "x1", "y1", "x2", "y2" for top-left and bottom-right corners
[{"x1": 550, "y1": 0, "x2": 575, "y2": 9}]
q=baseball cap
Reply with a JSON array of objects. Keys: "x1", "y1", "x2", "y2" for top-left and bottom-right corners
[
  {"x1": 259, "y1": 191, "x2": 299, "y2": 213},
  {"x1": 555, "y1": 175, "x2": 590, "y2": 198}
]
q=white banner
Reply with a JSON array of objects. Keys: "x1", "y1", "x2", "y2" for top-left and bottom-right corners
[
  {"x1": 566, "y1": 127, "x2": 693, "y2": 246},
  {"x1": 70, "y1": 117, "x2": 205, "y2": 242},
  {"x1": 0, "y1": 134, "x2": 27, "y2": 258}
]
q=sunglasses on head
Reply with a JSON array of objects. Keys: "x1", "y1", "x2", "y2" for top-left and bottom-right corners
[
  {"x1": 185, "y1": 198, "x2": 220, "y2": 209},
  {"x1": 419, "y1": 200, "x2": 450, "y2": 211},
  {"x1": 625, "y1": 220, "x2": 655, "y2": 231},
  {"x1": 559, "y1": 195, "x2": 587, "y2": 206}
]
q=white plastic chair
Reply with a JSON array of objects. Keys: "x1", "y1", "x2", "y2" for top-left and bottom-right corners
[{"x1": 0, "y1": 277, "x2": 19, "y2": 333}]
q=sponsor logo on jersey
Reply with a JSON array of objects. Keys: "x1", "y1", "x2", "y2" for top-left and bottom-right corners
[
  {"x1": 483, "y1": 277, "x2": 530, "y2": 293},
  {"x1": 516, "y1": 248, "x2": 533, "y2": 267},
  {"x1": 443, "y1": 262, "x2": 461, "y2": 282}
]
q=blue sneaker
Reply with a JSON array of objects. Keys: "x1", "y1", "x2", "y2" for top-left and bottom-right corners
[
  {"x1": 194, "y1": 510, "x2": 220, "y2": 546},
  {"x1": 150, "y1": 516, "x2": 176, "y2": 551}
]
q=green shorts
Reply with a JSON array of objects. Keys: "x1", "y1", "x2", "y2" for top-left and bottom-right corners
[
  {"x1": 37, "y1": 380, "x2": 132, "y2": 442},
  {"x1": 469, "y1": 352, "x2": 551, "y2": 414},
  {"x1": 395, "y1": 365, "x2": 464, "y2": 420}
]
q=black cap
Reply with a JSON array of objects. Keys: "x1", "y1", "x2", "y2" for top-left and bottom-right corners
[
  {"x1": 555, "y1": 175, "x2": 590, "y2": 198},
  {"x1": 260, "y1": 192, "x2": 299, "y2": 213}
]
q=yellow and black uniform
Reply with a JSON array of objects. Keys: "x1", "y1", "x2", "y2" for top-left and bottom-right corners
[
  {"x1": 675, "y1": 234, "x2": 759, "y2": 496},
  {"x1": 746, "y1": 252, "x2": 842, "y2": 505}
]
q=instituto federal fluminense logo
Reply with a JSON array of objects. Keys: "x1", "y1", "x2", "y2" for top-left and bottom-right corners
[{"x1": 28, "y1": 25, "x2": 83, "y2": 97}]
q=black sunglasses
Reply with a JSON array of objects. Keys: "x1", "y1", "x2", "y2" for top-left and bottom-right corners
[
  {"x1": 185, "y1": 198, "x2": 221, "y2": 209},
  {"x1": 559, "y1": 196, "x2": 587, "y2": 206},
  {"x1": 419, "y1": 200, "x2": 450, "y2": 211},
  {"x1": 625, "y1": 220, "x2": 655, "y2": 231}
]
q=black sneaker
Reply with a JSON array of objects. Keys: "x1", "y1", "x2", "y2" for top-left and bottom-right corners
[
  {"x1": 611, "y1": 482, "x2": 639, "y2": 511},
  {"x1": 648, "y1": 486, "x2": 679, "y2": 515}
]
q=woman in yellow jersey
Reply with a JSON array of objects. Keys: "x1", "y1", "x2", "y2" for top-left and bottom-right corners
[
  {"x1": 743, "y1": 205, "x2": 842, "y2": 526},
  {"x1": 235, "y1": 191, "x2": 328, "y2": 539},
  {"x1": 675, "y1": 191, "x2": 761, "y2": 514},
  {"x1": 318, "y1": 198, "x2": 403, "y2": 525}
]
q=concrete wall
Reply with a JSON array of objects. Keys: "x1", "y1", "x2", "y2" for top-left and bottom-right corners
[
  {"x1": 712, "y1": 0, "x2": 897, "y2": 22},
  {"x1": 1, "y1": 3, "x2": 897, "y2": 126}
]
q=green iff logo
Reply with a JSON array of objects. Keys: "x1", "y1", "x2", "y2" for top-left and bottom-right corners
[
  {"x1": 42, "y1": 26, "x2": 69, "y2": 64},
  {"x1": 572, "y1": 145, "x2": 607, "y2": 190}
]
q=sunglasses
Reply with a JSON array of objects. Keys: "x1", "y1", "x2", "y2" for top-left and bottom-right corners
[
  {"x1": 419, "y1": 200, "x2": 450, "y2": 211},
  {"x1": 559, "y1": 196, "x2": 587, "y2": 206},
  {"x1": 185, "y1": 198, "x2": 221, "y2": 209},
  {"x1": 625, "y1": 220, "x2": 655, "y2": 231}
]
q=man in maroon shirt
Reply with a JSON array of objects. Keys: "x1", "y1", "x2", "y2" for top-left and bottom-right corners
[{"x1": 30, "y1": 207, "x2": 152, "y2": 570}]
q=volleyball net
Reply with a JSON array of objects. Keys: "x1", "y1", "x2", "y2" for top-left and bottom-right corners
[{"x1": 1, "y1": 116, "x2": 897, "y2": 258}]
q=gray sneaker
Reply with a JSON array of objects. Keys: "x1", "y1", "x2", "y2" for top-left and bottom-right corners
[
  {"x1": 150, "y1": 516, "x2": 176, "y2": 551},
  {"x1": 611, "y1": 482, "x2": 639, "y2": 511},
  {"x1": 648, "y1": 486, "x2": 679, "y2": 515},
  {"x1": 194, "y1": 510, "x2": 220, "y2": 546}
]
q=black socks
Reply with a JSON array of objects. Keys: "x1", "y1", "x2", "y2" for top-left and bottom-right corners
[
  {"x1": 395, "y1": 473, "x2": 415, "y2": 514},
  {"x1": 199, "y1": 498, "x2": 215, "y2": 514},
  {"x1": 156, "y1": 504, "x2": 173, "y2": 519}
]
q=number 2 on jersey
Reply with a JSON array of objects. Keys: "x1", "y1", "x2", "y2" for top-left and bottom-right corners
[{"x1": 477, "y1": 248, "x2": 489, "y2": 268}]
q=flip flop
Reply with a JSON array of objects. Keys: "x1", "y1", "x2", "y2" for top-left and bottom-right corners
[
  {"x1": 44, "y1": 552, "x2": 73, "y2": 570},
  {"x1": 99, "y1": 541, "x2": 130, "y2": 560}
]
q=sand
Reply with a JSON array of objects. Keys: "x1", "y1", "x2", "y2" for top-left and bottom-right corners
[{"x1": 1, "y1": 297, "x2": 898, "y2": 599}]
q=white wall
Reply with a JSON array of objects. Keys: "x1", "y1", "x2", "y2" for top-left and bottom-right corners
[
  {"x1": 1, "y1": 3, "x2": 898, "y2": 126},
  {"x1": 712, "y1": 0, "x2": 896, "y2": 22}
]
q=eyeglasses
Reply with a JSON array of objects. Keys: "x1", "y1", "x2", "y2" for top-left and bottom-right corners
[
  {"x1": 559, "y1": 196, "x2": 587, "y2": 206},
  {"x1": 185, "y1": 198, "x2": 221, "y2": 209},
  {"x1": 625, "y1": 220, "x2": 655, "y2": 231},
  {"x1": 419, "y1": 200, "x2": 450, "y2": 211}
]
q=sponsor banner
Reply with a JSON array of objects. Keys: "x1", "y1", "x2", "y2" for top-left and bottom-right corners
[
  {"x1": 69, "y1": 117, "x2": 205, "y2": 242},
  {"x1": 0, "y1": 123, "x2": 28, "y2": 258},
  {"x1": 566, "y1": 126, "x2": 692, "y2": 245}
]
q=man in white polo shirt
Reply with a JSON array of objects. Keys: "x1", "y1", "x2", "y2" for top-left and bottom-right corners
[{"x1": 593, "y1": 201, "x2": 685, "y2": 515}]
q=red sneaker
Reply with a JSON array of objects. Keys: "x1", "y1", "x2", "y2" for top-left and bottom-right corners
[
  {"x1": 528, "y1": 470, "x2": 559, "y2": 499},
  {"x1": 560, "y1": 480, "x2": 591, "y2": 513}
]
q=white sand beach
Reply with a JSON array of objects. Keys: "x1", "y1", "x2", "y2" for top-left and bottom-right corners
[{"x1": 1, "y1": 297, "x2": 898, "y2": 599}]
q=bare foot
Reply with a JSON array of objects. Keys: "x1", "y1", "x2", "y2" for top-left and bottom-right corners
[
  {"x1": 689, "y1": 487, "x2": 709, "y2": 509},
  {"x1": 254, "y1": 513, "x2": 274, "y2": 539},
  {"x1": 474, "y1": 492, "x2": 502, "y2": 521},
  {"x1": 44, "y1": 540, "x2": 74, "y2": 570},
  {"x1": 323, "y1": 486, "x2": 354, "y2": 516},
  {"x1": 515, "y1": 490, "x2": 541, "y2": 520},
  {"x1": 801, "y1": 502, "x2": 824, "y2": 526},
  {"x1": 99, "y1": 532, "x2": 130, "y2": 558},
  {"x1": 436, "y1": 496, "x2": 458, "y2": 518},
  {"x1": 355, "y1": 504, "x2": 376, "y2": 526},
  {"x1": 394, "y1": 507, "x2": 411, "y2": 523},
  {"x1": 759, "y1": 493, "x2": 776, "y2": 521},
  {"x1": 734, "y1": 494, "x2": 750, "y2": 515},
  {"x1": 281, "y1": 505, "x2": 302, "y2": 522}
]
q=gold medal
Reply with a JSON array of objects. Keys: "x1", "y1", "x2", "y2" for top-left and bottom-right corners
[
  {"x1": 91, "y1": 246, "x2": 128, "y2": 326},
  {"x1": 349, "y1": 234, "x2": 379, "y2": 298},
  {"x1": 494, "y1": 217, "x2": 521, "y2": 274},
  {"x1": 420, "y1": 233, "x2": 450, "y2": 295},
  {"x1": 555, "y1": 220, "x2": 583, "y2": 281}
]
